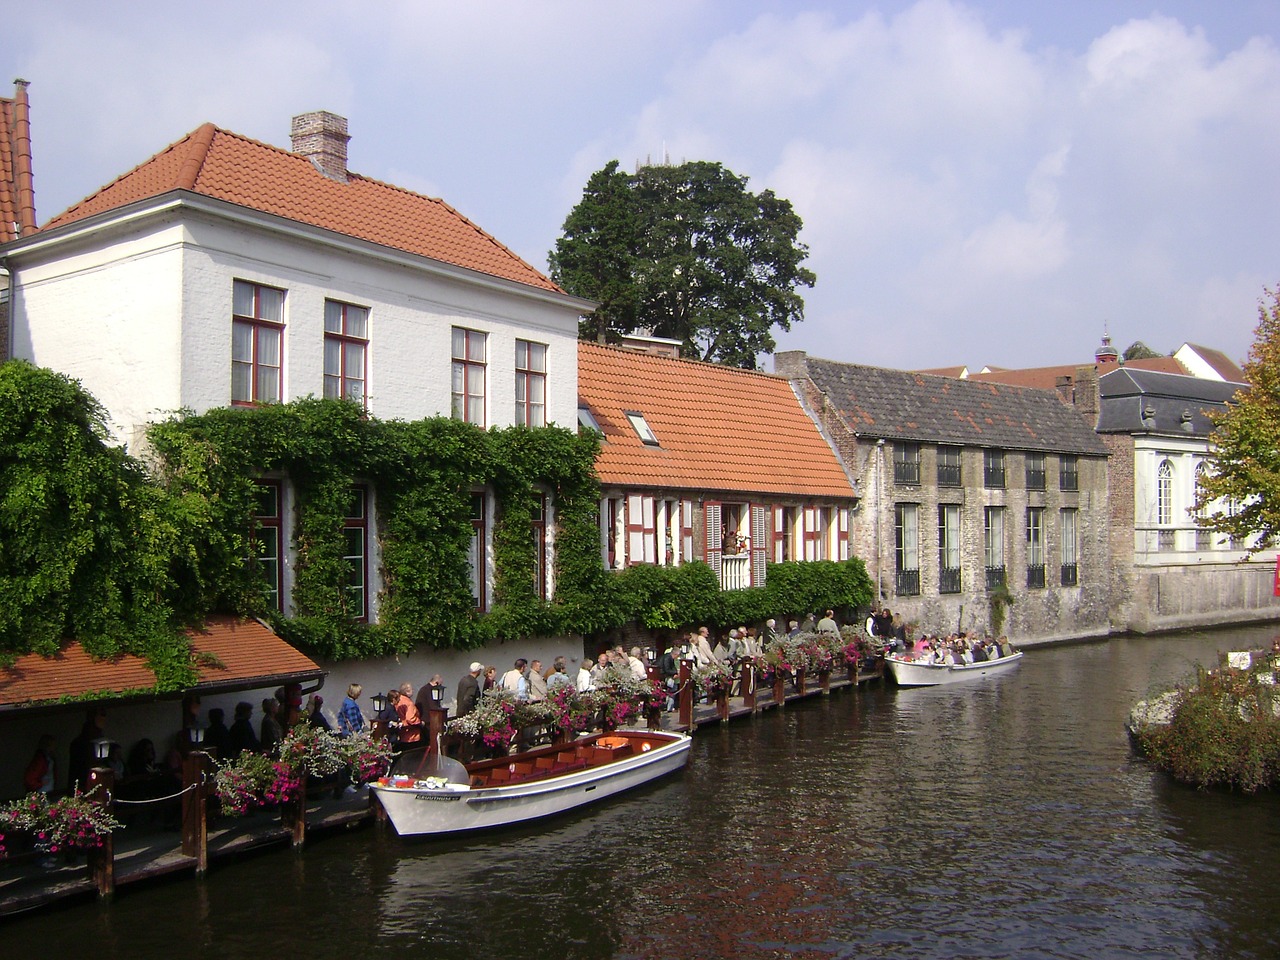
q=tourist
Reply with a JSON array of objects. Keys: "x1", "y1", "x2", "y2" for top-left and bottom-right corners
[
  {"x1": 260, "y1": 698, "x2": 284, "y2": 753},
  {"x1": 415, "y1": 674, "x2": 446, "y2": 717},
  {"x1": 23, "y1": 734, "x2": 57, "y2": 795},
  {"x1": 394, "y1": 685, "x2": 423, "y2": 747},
  {"x1": 338, "y1": 684, "x2": 365, "y2": 737},
  {"x1": 457, "y1": 663, "x2": 483, "y2": 718},
  {"x1": 577, "y1": 658, "x2": 595, "y2": 692},
  {"x1": 789, "y1": 619, "x2": 802, "y2": 638},
  {"x1": 547, "y1": 659, "x2": 572, "y2": 694},
  {"x1": 628, "y1": 647, "x2": 648, "y2": 680},
  {"x1": 694, "y1": 627, "x2": 719, "y2": 665},
  {"x1": 307, "y1": 694, "x2": 332, "y2": 731},
  {"x1": 817, "y1": 609, "x2": 839, "y2": 637},
  {"x1": 228, "y1": 702, "x2": 259, "y2": 758},
  {"x1": 501, "y1": 659, "x2": 528, "y2": 695},
  {"x1": 68, "y1": 705, "x2": 107, "y2": 793},
  {"x1": 206, "y1": 707, "x2": 232, "y2": 758},
  {"x1": 483, "y1": 665, "x2": 498, "y2": 693},
  {"x1": 527, "y1": 660, "x2": 548, "y2": 703},
  {"x1": 375, "y1": 690, "x2": 401, "y2": 746},
  {"x1": 591, "y1": 651, "x2": 611, "y2": 685}
]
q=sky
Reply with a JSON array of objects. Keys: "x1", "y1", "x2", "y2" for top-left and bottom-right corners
[{"x1": 4, "y1": 0, "x2": 1279, "y2": 372}]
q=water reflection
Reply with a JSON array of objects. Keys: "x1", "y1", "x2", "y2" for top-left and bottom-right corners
[{"x1": 4, "y1": 625, "x2": 1280, "y2": 958}]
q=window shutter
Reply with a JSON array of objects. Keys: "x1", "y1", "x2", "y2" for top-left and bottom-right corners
[
  {"x1": 681, "y1": 500, "x2": 694, "y2": 563},
  {"x1": 627, "y1": 494, "x2": 645, "y2": 566},
  {"x1": 751, "y1": 504, "x2": 769, "y2": 587},
  {"x1": 600, "y1": 499, "x2": 612, "y2": 568},
  {"x1": 642, "y1": 496, "x2": 657, "y2": 564},
  {"x1": 772, "y1": 505, "x2": 784, "y2": 563},
  {"x1": 704, "y1": 501, "x2": 722, "y2": 579},
  {"x1": 803, "y1": 506, "x2": 818, "y2": 561},
  {"x1": 837, "y1": 507, "x2": 849, "y2": 560}
]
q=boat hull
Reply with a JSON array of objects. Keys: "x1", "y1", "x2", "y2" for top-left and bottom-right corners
[
  {"x1": 886, "y1": 651, "x2": 1023, "y2": 687},
  {"x1": 371, "y1": 731, "x2": 691, "y2": 836}
]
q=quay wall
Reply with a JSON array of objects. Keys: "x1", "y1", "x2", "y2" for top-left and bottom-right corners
[{"x1": 1123, "y1": 560, "x2": 1280, "y2": 634}]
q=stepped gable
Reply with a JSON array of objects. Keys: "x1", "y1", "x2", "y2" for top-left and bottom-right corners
[
  {"x1": 800, "y1": 356, "x2": 1108, "y2": 455},
  {"x1": 39, "y1": 122, "x2": 559, "y2": 293},
  {"x1": 577, "y1": 341, "x2": 853, "y2": 498}
]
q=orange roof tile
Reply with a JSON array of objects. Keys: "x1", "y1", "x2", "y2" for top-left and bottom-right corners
[
  {"x1": 39, "y1": 123, "x2": 560, "y2": 293},
  {"x1": 969, "y1": 356, "x2": 1185, "y2": 389},
  {"x1": 578, "y1": 342, "x2": 854, "y2": 499},
  {"x1": 0, "y1": 617, "x2": 323, "y2": 711}
]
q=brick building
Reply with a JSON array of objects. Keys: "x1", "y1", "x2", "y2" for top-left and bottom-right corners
[{"x1": 776, "y1": 351, "x2": 1111, "y2": 642}]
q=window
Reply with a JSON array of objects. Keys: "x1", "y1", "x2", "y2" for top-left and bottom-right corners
[
  {"x1": 323, "y1": 300, "x2": 368, "y2": 406},
  {"x1": 774, "y1": 506, "x2": 798, "y2": 562},
  {"x1": 1025, "y1": 452, "x2": 1046, "y2": 491},
  {"x1": 937, "y1": 446, "x2": 962, "y2": 487},
  {"x1": 232, "y1": 280, "x2": 284, "y2": 404},
  {"x1": 252, "y1": 481, "x2": 283, "y2": 611},
  {"x1": 515, "y1": 340, "x2": 547, "y2": 427},
  {"x1": 938, "y1": 504, "x2": 961, "y2": 594},
  {"x1": 1059, "y1": 455, "x2": 1079, "y2": 492},
  {"x1": 451, "y1": 328, "x2": 487, "y2": 425},
  {"x1": 625, "y1": 412, "x2": 659, "y2": 446},
  {"x1": 983, "y1": 449, "x2": 1006, "y2": 489},
  {"x1": 532, "y1": 494, "x2": 547, "y2": 599},
  {"x1": 1026, "y1": 507, "x2": 1045, "y2": 588},
  {"x1": 894, "y1": 442, "x2": 921, "y2": 485},
  {"x1": 344, "y1": 486, "x2": 369, "y2": 621},
  {"x1": 984, "y1": 506, "x2": 1005, "y2": 588},
  {"x1": 468, "y1": 493, "x2": 487, "y2": 608},
  {"x1": 1194, "y1": 462, "x2": 1212, "y2": 551},
  {"x1": 1060, "y1": 508, "x2": 1078, "y2": 586},
  {"x1": 1157, "y1": 458, "x2": 1174, "y2": 552},
  {"x1": 894, "y1": 503, "x2": 920, "y2": 596},
  {"x1": 578, "y1": 405, "x2": 603, "y2": 435}
]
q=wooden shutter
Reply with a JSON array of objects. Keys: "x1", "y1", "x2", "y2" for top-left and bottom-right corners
[
  {"x1": 626, "y1": 494, "x2": 645, "y2": 566},
  {"x1": 772, "y1": 505, "x2": 785, "y2": 563},
  {"x1": 681, "y1": 500, "x2": 694, "y2": 563},
  {"x1": 751, "y1": 504, "x2": 769, "y2": 587},
  {"x1": 642, "y1": 496, "x2": 657, "y2": 564},
  {"x1": 803, "y1": 506, "x2": 818, "y2": 561},
  {"x1": 704, "y1": 501, "x2": 722, "y2": 579},
  {"x1": 837, "y1": 507, "x2": 850, "y2": 560}
]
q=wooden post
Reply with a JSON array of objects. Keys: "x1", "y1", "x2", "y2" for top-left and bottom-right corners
[
  {"x1": 181, "y1": 751, "x2": 212, "y2": 873},
  {"x1": 715, "y1": 686, "x2": 730, "y2": 723},
  {"x1": 795, "y1": 666, "x2": 807, "y2": 695},
  {"x1": 741, "y1": 661, "x2": 757, "y2": 712},
  {"x1": 646, "y1": 704, "x2": 662, "y2": 731},
  {"x1": 820, "y1": 669, "x2": 831, "y2": 695},
  {"x1": 772, "y1": 672, "x2": 786, "y2": 707},
  {"x1": 85, "y1": 767, "x2": 115, "y2": 898},
  {"x1": 678, "y1": 659, "x2": 694, "y2": 730},
  {"x1": 282, "y1": 790, "x2": 306, "y2": 848},
  {"x1": 426, "y1": 706, "x2": 448, "y2": 750},
  {"x1": 847, "y1": 659, "x2": 858, "y2": 684},
  {"x1": 370, "y1": 718, "x2": 390, "y2": 742}
]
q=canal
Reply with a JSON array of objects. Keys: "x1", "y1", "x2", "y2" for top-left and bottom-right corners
[{"x1": 6, "y1": 623, "x2": 1280, "y2": 958}]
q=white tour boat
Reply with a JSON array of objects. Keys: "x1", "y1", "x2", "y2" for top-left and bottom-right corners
[
  {"x1": 885, "y1": 648, "x2": 1024, "y2": 687},
  {"x1": 370, "y1": 729, "x2": 691, "y2": 837}
]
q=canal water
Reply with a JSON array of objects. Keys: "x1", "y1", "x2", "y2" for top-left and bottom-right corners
[{"x1": 6, "y1": 623, "x2": 1280, "y2": 959}]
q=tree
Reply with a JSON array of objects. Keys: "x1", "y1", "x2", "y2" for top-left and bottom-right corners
[
  {"x1": 1123, "y1": 340, "x2": 1163, "y2": 360},
  {"x1": 1194, "y1": 287, "x2": 1280, "y2": 549},
  {"x1": 549, "y1": 159, "x2": 815, "y2": 369}
]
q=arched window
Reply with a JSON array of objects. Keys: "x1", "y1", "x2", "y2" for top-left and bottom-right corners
[
  {"x1": 1156, "y1": 459, "x2": 1173, "y2": 525},
  {"x1": 1193, "y1": 462, "x2": 1211, "y2": 550}
]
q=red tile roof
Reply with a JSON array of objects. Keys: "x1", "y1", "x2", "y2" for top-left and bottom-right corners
[
  {"x1": 1182, "y1": 343, "x2": 1246, "y2": 383},
  {"x1": 0, "y1": 81, "x2": 37, "y2": 244},
  {"x1": 0, "y1": 617, "x2": 323, "y2": 711},
  {"x1": 578, "y1": 342, "x2": 854, "y2": 499},
  {"x1": 968, "y1": 356, "x2": 1184, "y2": 389},
  {"x1": 39, "y1": 123, "x2": 560, "y2": 293}
]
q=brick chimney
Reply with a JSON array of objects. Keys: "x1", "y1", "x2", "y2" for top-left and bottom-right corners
[{"x1": 290, "y1": 111, "x2": 349, "y2": 182}]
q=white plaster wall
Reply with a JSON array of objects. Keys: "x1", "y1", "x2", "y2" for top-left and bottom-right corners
[{"x1": 9, "y1": 217, "x2": 186, "y2": 448}]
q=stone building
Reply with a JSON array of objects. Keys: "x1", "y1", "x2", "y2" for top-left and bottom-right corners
[{"x1": 776, "y1": 351, "x2": 1111, "y2": 643}]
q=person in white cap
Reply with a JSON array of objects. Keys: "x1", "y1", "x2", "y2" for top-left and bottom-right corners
[{"x1": 457, "y1": 662, "x2": 483, "y2": 717}]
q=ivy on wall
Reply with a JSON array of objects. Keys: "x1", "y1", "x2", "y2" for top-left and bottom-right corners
[{"x1": 3, "y1": 362, "x2": 874, "y2": 677}]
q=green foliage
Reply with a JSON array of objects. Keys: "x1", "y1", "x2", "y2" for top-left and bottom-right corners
[
  {"x1": 1137, "y1": 660, "x2": 1280, "y2": 792},
  {"x1": 550, "y1": 159, "x2": 816, "y2": 369},
  {"x1": 0, "y1": 360, "x2": 196, "y2": 685},
  {"x1": 988, "y1": 581, "x2": 1016, "y2": 637},
  {"x1": 1195, "y1": 286, "x2": 1280, "y2": 550},
  {"x1": 1122, "y1": 340, "x2": 1164, "y2": 360}
]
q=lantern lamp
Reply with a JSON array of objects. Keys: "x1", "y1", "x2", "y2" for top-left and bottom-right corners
[
  {"x1": 371, "y1": 692, "x2": 388, "y2": 714},
  {"x1": 92, "y1": 737, "x2": 112, "y2": 762}
]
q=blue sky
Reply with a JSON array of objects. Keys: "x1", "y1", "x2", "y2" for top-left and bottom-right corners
[{"x1": 4, "y1": 0, "x2": 1278, "y2": 371}]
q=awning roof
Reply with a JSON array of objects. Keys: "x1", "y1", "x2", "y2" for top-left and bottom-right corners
[{"x1": 0, "y1": 616, "x2": 325, "y2": 715}]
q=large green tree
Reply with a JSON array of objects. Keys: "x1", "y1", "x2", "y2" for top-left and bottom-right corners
[
  {"x1": 549, "y1": 159, "x2": 815, "y2": 369},
  {"x1": 1195, "y1": 287, "x2": 1280, "y2": 548}
]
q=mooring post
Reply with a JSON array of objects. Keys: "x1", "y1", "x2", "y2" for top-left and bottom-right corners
[
  {"x1": 86, "y1": 766, "x2": 115, "y2": 899},
  {"x1": 181, "y1": 751, "x2": 212, "y2": 873}
]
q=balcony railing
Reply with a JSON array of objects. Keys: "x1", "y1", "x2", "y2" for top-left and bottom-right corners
[
  {"x1": 939, "y1": 566, "x2": 962, "y2": 594},
  {"x1": 1060, "y1": 563, "x2": 1078, "y2": 586},
  {"x1": 894, "y1": 461, "x2": 920, "y2": 485},
  {"x1": 720, "y1": 554, "x2": 751, "y2": 591},
  {"x1": 1026, "y1": 563, "x2": 1046, "y2": 589},
  {"x1": 937, "y1": 462, "x2": 962, "y2": 487},
  {"x1": 1060, "y1": 466, "x2": 1078, "y2": 491},
  {"x1": 984, "y1": 465, "x2": 1006, "y2": 488},
  {"x1": 985, "y1": 565, "x2": 1006, "y2": 589},
  {"x1": 896, "y1": 568, "x2": 921, "y2": 596},
  {"x1": 1026, "y1": 468, "x2": 1046, "y2": 490}
]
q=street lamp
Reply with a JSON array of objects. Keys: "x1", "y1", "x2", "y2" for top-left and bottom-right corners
[
  {"x1": 371, "y1": 692, "x2": 388, "y2": 715},
  {"x1": 91, "y1": 737, "x2": 112, "y2": 762}
]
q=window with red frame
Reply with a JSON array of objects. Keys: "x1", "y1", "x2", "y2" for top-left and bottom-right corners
[
  {"x1": 515, "y1": 340, "x2": 547, "y2": 427},
  {"x1": 232, "y1": 280, "x2": 284, "y2": 404},
  {"x1": 451, "y1": 328, "x2": 487, "y2": 425},
  {"x1": 324, "y1": 300, "x2": 368, "y2": 406},
  {"x1": 532, "y1": 493, "x2": 547, "y2": 599},
  {"x1": 252, "y1": 480, "x2": 283, "y2": 611}
]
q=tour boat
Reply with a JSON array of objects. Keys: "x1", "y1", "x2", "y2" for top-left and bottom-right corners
[
  {"x1": 885, "y1": 648, "x2": 1024, "y2": 687},
  {"x1": 370, "y1": 729, "x2": 692, "y2": 837}
]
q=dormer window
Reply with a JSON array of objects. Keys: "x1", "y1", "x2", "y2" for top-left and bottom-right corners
[
  {"x1": 578, "y1": 405, "x2": 603, "y2": 435},
  {"x1": 625, "y1": 412, "x2": 659, "y2": 446}
]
